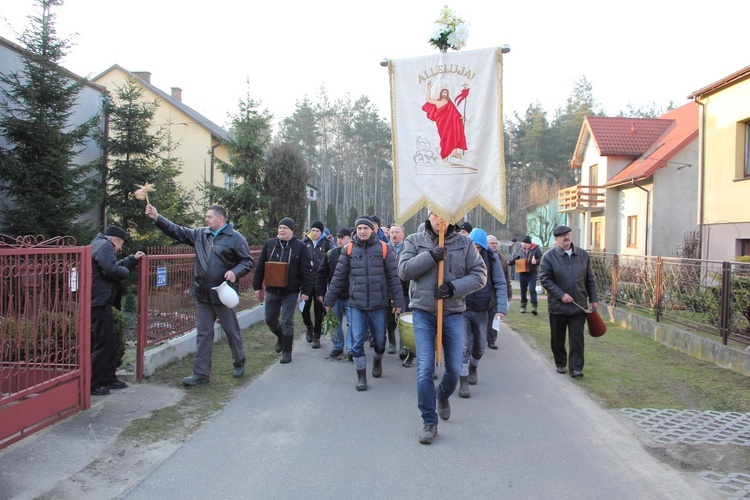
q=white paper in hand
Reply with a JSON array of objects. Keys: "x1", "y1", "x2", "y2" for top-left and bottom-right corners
[
  {"x1": 492, "y1": 314, "x2": 501, "y2": 332},
  {"x1": 299, "y1": 299, "x2": 305, "y2": 313}
]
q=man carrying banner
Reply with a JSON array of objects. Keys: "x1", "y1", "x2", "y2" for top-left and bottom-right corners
[{"x1": 398, "y1": 212, "x2": 486, "y2": 444}]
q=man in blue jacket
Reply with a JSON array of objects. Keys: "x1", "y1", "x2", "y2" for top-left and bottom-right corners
[
  {"x1": 324, "y1": 216, "x2": 403, "y2": 391},
  {"x1": 146, "y1": 204, "x2": 254, "y2": 385},
  {"x1": 459, "y1": 228, "x2": 508, "y2": 398},
  {"x1": 90, "y1": 226, "x2": 144, "y2": 395}
]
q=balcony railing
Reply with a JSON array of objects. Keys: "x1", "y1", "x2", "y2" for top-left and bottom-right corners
[{"x1": 558, "y1": 184, "x2": 605, "y2": 212}]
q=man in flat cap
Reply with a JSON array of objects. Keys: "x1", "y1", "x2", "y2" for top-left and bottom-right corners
[
  {"x1": 90, "y1": 226, "x2": 145, "y2": 395},
  {"x1": 538, "y1": 225, "x2": 598, "y2": 378}
]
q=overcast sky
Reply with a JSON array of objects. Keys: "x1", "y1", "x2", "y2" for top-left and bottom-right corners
[{"x1": 2, "y1": 0, "x2": 748, "y2": 130}]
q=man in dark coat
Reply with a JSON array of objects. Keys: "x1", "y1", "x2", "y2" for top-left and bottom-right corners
[
  {"x1": 253, "y1": 217, "x2": 314, "y2": 364},
  {"x1": 510, "y1": 235, "x2": 543, "y2": 315},
  {"x1": 539, "y1": 225, "x2": 598, "y2": 378},
  {"x1": 302, "y1": 220, "x2": 334, "y2": 348},
  {"x1": 315, "y1": 227, "x2": 351, "y2": 358},
  {"x1": 146, "y1": 204, "x2": 254, "y2": 384},
  {"x1": 324, "y1": 216, "x2": 404, "y2": 391},
  {"x1": 90, "y1": 226, "x2": 144, "y2": 395}
]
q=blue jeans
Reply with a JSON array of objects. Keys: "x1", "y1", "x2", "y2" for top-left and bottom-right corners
[
  {"x1": 519, "y1": 274, "x2": 538, "y2": 305},
  {"x1": 412, "y1": 309, "x2": 466, "y2": 426},
  {"x1": 349, "y1": 307, "x2": 387, "y2": 358},
  {"x1": 332, "y1": 299, "x2": 349, "y2": 350}
]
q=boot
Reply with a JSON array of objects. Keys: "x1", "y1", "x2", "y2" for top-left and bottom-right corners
[
  {"x1": 356, "y1": 369, "x2": 368, "y2": 391},
  {"x1": 272, "y1": 327, "x2": 283, "y2": 353},
  {"x1": 312, "y1": 335, "x2": 321, "y2": 349},
  {"x1": 372, "y1": 353, "x2": 383, "y2": 378},
  {"x1": 459, "y1": 375, "x2": 470, "y2": 398},
  {"x1": 531, "y1": 304, "x2": 538, "y2": 316},
  {"x1": 468, "y1": 364, "x2": 478, "y2": 385},
  {"x1": 305, "y1": 325, "x2": 313, "y2": 343},
  {"x1": 280, "y1": 335, "x2": 293, "y2": 364},
  {"x1": 520, "y1": 303, "x2": 527, "y2": 314}
]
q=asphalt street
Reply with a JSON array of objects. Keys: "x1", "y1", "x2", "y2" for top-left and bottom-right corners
[{"x1": 122, "y1": 323, "x2": 713, "y2": 500}]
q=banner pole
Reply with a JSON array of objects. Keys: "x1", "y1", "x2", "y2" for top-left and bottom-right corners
[{"x1": 436, "y1": 218, "x2": 445, "y2": 364}]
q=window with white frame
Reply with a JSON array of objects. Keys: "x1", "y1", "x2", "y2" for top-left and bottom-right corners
[
  {"x1": 744, "y1": 122, "x2": 750, "y2": 178},
  {"x1": 627, "y1": 216, "x2": 637, "y2": 248}
]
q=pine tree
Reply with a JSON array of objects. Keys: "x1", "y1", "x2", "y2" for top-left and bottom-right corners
[
  {"x1": 0, "y1": 0, "x2": 99, "y2": 240},
  {"x1": 324, "y1": 203, "x2": 337, "y2": 232},
  {"x1": 99, "y1": 78, "x2": 198, "y2": 248},
  {"x1": 207, "y1": 89, "x2": 272, "y2": 244},
  {"x1": 264, "y1": 143, "x2": 308, "y2": 240}
]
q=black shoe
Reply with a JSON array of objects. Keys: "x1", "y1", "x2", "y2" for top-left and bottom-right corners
[
  {"x1": 468, "y1": 364, "x2": 478, "y2": 385},
  {"x1": 388, "y1": 341, "x2": 397, "y2": 354},
  {"x1": 399, "y1": 346, "x2": 408, "y2": 360},
  {"x1": 556, "y1": 366, "x2": 566, "y2": 374},
  {"x1": 372, "y1": 355, "x2": 383, "y2": 378},
  {"x1": 419, "y1": 425, "x2": 438, "y2": 445},
  {"x1": 107, "y1": 379, "x2": 128, "y2": 389},
  {"x1": 402, "y1": 357, "x2": 413, "y2": 368},
  {"x1": 458, "y1": 376, "x2": 470, "y2": 398},
  {"x1": 330, "y1": 349, "x2": 343, "y2": 358},
  {"x1": 356, "y1": 369, "x2": 367, "y2": 391},
  {"x1": 488, "y1": 342, "x2": 498, "y2": 350},
  {"x1": 570, "y1": 370, "x2": 583, "y2": 378},
  {"x1": 348, "y1": 351, "x2": 353, "y2": 362},
  {"x1": 91, "y1": 386, "x2": 111, "y2": 396},
  {"x1": 312, "y1": 338, "x2": 321, "y2": 349},
  {"x1": 438, "y1": 398, "x2": 451, "y2": 421},
  {"x1": 531, "y1": 305, "x2": 538, "y2": 316},
  {"x1": 305, "y1": 326, "x2": 313, "y2": 343}
]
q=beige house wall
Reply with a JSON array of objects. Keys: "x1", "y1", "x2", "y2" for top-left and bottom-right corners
[
  {"x1": 94, "y1": 67, "x2": 230, "y2": 210},
  {"x1": 696, "y1": 73, "x2": 750, "y2": 261}
]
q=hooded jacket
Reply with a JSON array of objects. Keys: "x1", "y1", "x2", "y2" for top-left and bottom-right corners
[
  {"x1": 466, "y1": 228, "x2": 508, "y2": 314},
  {"x1": 398, "y1": 220, "x2": 486, "y2": 315},
  {"x1": 323, "y1": 231, "x2": 404, "y2": 311},
  {"x1": 154, "y1": 215, "x2": 254, "y2": 304}
]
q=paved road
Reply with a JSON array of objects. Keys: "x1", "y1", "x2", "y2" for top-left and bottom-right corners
[{"x1": 125, "y1": 325, "x2": 714, "y2": 499}]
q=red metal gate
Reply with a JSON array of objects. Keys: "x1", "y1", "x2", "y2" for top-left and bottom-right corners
[{"x1": 0, "y1": 235, "x2": 92, "y2": 450}]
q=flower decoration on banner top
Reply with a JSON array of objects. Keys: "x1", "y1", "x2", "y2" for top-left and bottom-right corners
[{"x1": 428, "y1": 5, "x2": 469, "y2": 53}]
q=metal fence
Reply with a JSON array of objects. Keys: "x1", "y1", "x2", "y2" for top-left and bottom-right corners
[
  {"x1": 135, "y1": 245, "x2": 262, "y2": 380},
  {"x1": 0, "y1": 235, "x2": 92, "y2": 450},
  {"x1": 589, "y1": 252, "x2": 750, "y2": 345}
]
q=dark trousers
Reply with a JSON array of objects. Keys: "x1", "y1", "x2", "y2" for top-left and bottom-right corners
[
  {"x1": 518, "y1": 273, "x2": 538, "y2": 305},
  {"x1": 549, "y1": 313, "x2": 586, "y2": 371},
  {"x1": 387, "y1": 294, "x2": 411, "y2": 345},
  {"x1": 91, "y1": 304, "x2": 117, "y2": 390},
  {"x1": 486, "y1": 306, "x2": 498, "y2": 345},
  {"x1": 302, "y1": 295, "x2": 325, "y2": 339}
]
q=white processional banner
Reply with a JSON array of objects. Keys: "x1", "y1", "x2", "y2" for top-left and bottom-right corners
[{"x1": 389, "y1": 47, "x2": 506, "y2": 224}]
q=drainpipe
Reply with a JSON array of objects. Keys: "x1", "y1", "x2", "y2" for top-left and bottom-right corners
[
  {"x1": 694, "y1": 97, "x2": 707, "y2": 259},
  {"x1": 210, "y1": 143, "x2": 220, "y2": 204},
  {"x1": 631, "y1": 179, "x2": 651, "y2": 256}
]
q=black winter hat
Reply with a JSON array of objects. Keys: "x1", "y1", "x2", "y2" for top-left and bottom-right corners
[
  {"x1": 337, "y1": 227, "x2": 352, "y2": 237},
  {"x1": 521, "y1": 235, "x2": 532, "y2": 244},
  {"x1": 311, "y1": 220, "x2": 325, "y2": 232},
  {"x1": 278, "y1": 217, "x2": 295, "y2": 231},
  {"x1": 459, "y1": 222, "x2": 473, "y2": 233},
  {"x1": 355, "y1": 216, "x2": 375, "y2": 230}
]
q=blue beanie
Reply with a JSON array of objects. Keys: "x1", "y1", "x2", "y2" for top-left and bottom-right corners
[{"x1": 468, "y1": 228, "x2": 488, "y2": 250}]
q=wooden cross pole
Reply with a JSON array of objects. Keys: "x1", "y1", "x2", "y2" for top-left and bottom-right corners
[{"x1": 436, "y1": 217, "x2": 445, "y2": 364}]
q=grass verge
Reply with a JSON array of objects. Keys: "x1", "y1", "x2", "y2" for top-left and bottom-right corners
[
  {"x1": 504, "y1": 300, "x2": 750, "y2": 412},
  {"x1": 119, "y1": 312, "x2": 305, "y2": 442}
]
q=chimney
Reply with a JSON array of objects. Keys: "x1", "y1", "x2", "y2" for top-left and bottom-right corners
[
  {"x1": 132, "y1": 71, "x2": 151, "y2": 84},
  {"x1": 171, "y1": 87, "x2": 182, "y2": 102}
]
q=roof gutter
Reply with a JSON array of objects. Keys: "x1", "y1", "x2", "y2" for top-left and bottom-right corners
[
  {"x1": 631, "y1": 179, "x2": 651, "y2": 256},
  {"x1": 693, "y1": 95, "x2": 707, "y2": 259}
]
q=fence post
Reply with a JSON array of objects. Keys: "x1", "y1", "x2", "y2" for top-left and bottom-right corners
[
  {"x1": 136, "y1": 256, "x2": 150, "y2": 382},
  {"x1": 611, "y1": 254, "x2": 618, "y2": 308},
  {"x1": 654, "y1": 257, "x2": 663, "y2": 322},
  {"x1": 719, "y1": 261, "x2": 731, "y2": 345}
]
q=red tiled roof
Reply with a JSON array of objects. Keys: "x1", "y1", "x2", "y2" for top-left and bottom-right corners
[
  {"x1": 606, "y1": 102, "x2": 698, "y2": 187},
  {"x1": 586, "y1": 116, "x2": 675, "y2": 156}
]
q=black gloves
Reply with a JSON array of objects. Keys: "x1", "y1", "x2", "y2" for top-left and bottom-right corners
[
  {"x1": 430, "y1": 246, "x2": 446, "y2": 262},
  {"x1": 435, "y1": 282, "x2": 455, "y2": 299}
]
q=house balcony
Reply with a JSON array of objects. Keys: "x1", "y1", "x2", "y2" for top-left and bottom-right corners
[{"x1": 557, "y1": 184, "x2": 605, "y2": 212}]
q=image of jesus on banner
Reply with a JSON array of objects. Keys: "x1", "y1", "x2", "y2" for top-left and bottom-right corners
[{"x1": 421, "y1": 81, "x2": 470, "y2": 161}]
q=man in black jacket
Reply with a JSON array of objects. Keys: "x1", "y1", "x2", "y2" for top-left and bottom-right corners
[
  {"x1": 253, "y1": 217, "x2": 314, "y2": 364},
  {"x1": 315, "y1": 227, "x2": 351, "y2": 358},
  {"x1": 302, "y1": 220, "x2": 334, "y2": 348},
  {"x1": 539, "y1": 225, "x2": 598, "y2": 378},
  {"x1": 510, "y1": 235, "x2": 543, "y2": 315},
  {"x1": 146, "y1": 204, "x2": 254, "y2": 385},
  {"x1": 90, "y1": 226, "x2": 144, "y2": 395}
]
